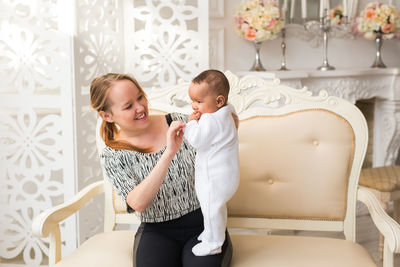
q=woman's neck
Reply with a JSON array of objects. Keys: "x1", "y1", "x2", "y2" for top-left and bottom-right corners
[{"x1": 117, "y1": 115, "x2": 167, "y2": 152}]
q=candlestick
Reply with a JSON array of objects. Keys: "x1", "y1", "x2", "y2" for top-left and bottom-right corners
[
  {"x1": 319, "y1": 0, "x2": 324, "y2": 18},
  {"x1": 301, "y1": 0, "x2": 307, "y2": 19},
  {"x1": 326, "y1": 0, "x2": 330, "y2": 12},
  {"x1": 290, "y1": 0, "x2": 295, "y2": 21},
  {"x1": 317, "y1": 7, "x2": 335, "y2": 71},
  {"x1": 343, "y1": 0, "x2": 347, "y2": 17},
  {"x1": 282, "y1": 0, "x2": 288, "y2": 20},
  {"x1": 350, "y1": 0, "x2": 358, "y2": 18},
  {"x1": 279, "y1": 28, "x2": 289, "y2": 71}
]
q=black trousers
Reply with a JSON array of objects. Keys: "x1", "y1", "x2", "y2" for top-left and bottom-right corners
[{"x1": 134, "y1": 208, "x2": 232, "y2": 267}]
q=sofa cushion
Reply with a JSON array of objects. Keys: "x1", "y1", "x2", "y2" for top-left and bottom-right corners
[
  {"x1": 229, "y1": 110, "x2": 354, "y2": 221},
  {"x1": 55, "y1": 230, "x2": 134, "y2": 267},
  {"x1": 230, "y1": 234, "x2": 376, "y2": 267}
]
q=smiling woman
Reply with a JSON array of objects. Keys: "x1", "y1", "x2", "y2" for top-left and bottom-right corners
[{"x1": 90, "y1": 73, "x2": 152, "y2": 153}]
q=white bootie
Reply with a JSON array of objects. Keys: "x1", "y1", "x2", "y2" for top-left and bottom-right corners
[{"x1": 192, "y1": 241, "x2": 222, "y2": 256}]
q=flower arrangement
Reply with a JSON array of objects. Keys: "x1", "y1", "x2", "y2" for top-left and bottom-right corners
[
  {"x1": 234, "y1": 0, "x2": 284, "y2": 42},
  {"x1": 330, "y1": 5, "x2": 345, "y2": 25},
  {"x1": 355, "y1": 2, "x2": 400, "y2": 40}
]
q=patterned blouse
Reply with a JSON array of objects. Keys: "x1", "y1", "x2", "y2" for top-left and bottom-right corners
[{"x1": 100, "y1": 113, "x2": 200, "y2": 223}]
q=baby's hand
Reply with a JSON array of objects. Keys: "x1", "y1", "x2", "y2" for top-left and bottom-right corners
[{"x1": 189, "y1": 111, "x2": 201, "y2": 121}]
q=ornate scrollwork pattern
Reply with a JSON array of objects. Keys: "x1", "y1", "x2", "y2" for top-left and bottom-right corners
[
  {"x1": 302, "y1": 77, "x2": 389, "y2": 104},
  {"x1": 148, "y1": 71, "x2": 343, "y2": 115},
  {"x1": 0, "y1": 0, "x2": 75, "y2": 265},
  {"x1": 75, "y1": 0, "x2": 123, "y2": 243},
  {"x1": 127, "y1": 0, "x2": 208, "y2": 88}
]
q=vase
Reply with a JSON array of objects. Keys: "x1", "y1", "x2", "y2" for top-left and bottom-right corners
[
  {"x1": 371, "y1": 31, "x2": 386, "y2": 68},
  {"x1": 250, "y1": 41, "x2": 266, "y2": 71}
]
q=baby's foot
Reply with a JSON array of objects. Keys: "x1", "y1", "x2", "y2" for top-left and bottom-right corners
[
  {"x1": 197, "y1": 231, "x2": 204, "y2": 241},
  {"x1": 192, "y1": 242, "x2": 222, "y2": 256}
]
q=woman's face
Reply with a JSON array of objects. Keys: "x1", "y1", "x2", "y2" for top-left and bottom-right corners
[{"x1": 103, "y1": 79, "x2": 149, "y2": 131}]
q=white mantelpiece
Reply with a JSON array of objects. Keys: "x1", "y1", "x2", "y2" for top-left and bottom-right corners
[{"x1": 236, "y1": 68, "x2": 400, "y2": 167}]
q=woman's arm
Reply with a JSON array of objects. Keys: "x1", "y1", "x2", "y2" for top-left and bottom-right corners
[{"x1": 126, "y1": 121, "x2": 185, "y2": 212}]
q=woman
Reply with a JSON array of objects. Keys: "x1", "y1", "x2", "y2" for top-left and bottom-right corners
[{"x1": 90, "y1": 73, "x2": 233, "y2": 267}]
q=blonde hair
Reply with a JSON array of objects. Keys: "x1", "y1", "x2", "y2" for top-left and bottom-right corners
[{"x1": 90, "y1": 73, "x2": 151, "y2": 152}]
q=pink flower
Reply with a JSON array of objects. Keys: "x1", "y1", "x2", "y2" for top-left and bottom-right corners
[
  {"x1": 330, "y1": 10, "x2": 335, "y2": 19},
  {"x1": 382, "y1": 23, "x2": 394, "y2": 33},
  {"x1": 365, "y1": 9, "x2": 376, "y2": 20},
  {"x1": 246, "y1": 28, "x2": 256, "y2": 41},
  {"x1": 371, "y1": 2, "x2": 381, "y2": 9},
  {"x1": 235, "y1": 16, "x2": 244, "y2": 25},
  {"x1": 267, "y1": 19, "x2": 277, "y2": 29}
]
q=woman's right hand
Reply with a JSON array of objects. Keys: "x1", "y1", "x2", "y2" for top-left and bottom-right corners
[{"x1": 165, "y1": 121, "x2": 185, "y2": 156}]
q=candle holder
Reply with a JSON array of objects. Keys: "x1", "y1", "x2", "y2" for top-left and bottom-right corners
[
  {"x1": 317, "y1": 8, "x2": 335, "y2": 71},
  {"x1": 303, "y1": 8, "x2": 353, "y2": 71},
  {"x1": 279, "y1": 27, "x2": 289, "y2": 71}
]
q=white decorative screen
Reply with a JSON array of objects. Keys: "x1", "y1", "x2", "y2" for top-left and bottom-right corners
[
  {"x1": 0, "y1": 0, "x2": 77, "y2": 265},
  {"x1": 0, "y1": 0, "x2": 209, "y2": 265},
  {"x1": 74, "y1": 0, "x2": 124, "y2": 244},
  {"x1": 125, "y1": 0, "x2": 209, "y2": 88}
]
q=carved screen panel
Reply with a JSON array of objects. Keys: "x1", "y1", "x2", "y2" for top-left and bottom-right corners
[
  {"x1": 125, "y1": 0, "x2": 209, "y2": 88},
  {"x1": 74, "y1": 0, "x2": 124, "y2": 244},
  {"x1": 0, "y1": 0, "x2": 77, "y2": 265}
]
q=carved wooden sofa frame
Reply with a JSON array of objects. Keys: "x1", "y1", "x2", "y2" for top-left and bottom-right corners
[{"x1": 32, "y1": 71, "x2": 400, "y2": 267}]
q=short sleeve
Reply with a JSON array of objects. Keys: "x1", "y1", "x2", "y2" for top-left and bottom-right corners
[
  {"x1": 100, "y1": 149, "x2": 138, "y2": 202},
  {"x1": 170, "y1": 112, "x2": 189, "y2": 123}
]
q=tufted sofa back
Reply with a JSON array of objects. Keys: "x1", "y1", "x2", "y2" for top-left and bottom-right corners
[{"x1": 228, "y1": 109, "x2": 354, "y2": 221}]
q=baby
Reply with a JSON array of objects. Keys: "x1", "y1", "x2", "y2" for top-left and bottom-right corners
[{"x1": 183, "y1": 69, "x2": 239, "y2": 256}]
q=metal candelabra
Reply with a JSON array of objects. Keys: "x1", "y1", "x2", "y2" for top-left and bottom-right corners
[
  {"x1": 317, "y1": 8, "x2": 335, "y2": 71},
  {"x1": 303, "y1": 9, "x2": 352, "y2": 71}
]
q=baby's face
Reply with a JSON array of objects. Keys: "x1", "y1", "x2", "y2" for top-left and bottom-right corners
[{"x1": 188, "y1": 82, "x2": 219, "y2": 116}]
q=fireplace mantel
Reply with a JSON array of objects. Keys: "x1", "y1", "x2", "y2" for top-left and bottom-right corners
[{"x1": 236, "y1": 68, "x2": 400, "y2": 167}]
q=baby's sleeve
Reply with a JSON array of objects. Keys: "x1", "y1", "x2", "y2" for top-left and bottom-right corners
[
  {"x1": 183, "y1": 114, "x2": 219, "y2": 148},
  {"x1": 227, "y1": 103, "x2": 237, "y2": 115}
]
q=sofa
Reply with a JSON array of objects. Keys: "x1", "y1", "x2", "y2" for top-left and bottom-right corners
[{"x1": 32, "y1": 71, "x2": 400, "y2": 267}]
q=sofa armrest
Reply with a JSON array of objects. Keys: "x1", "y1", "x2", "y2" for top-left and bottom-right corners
[
  {"x1": 357, "y1": 187, "x2": 400, "y2": 254},
  {"x1": 32, "y1": 180, "x2": 105, "y2": 237},
  {"x1": 31, "y1": 181, "x2": 105, "y2": 265}
]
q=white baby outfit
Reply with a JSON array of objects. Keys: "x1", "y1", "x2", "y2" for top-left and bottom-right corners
[{"x1": 183, "y1": 104, "x2": 239, "y2": 256}]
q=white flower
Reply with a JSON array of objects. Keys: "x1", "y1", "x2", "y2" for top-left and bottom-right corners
[
  {"x1": 234, "y1": 0, "x2": 284, "y2": 42},
  {"x1": 355, "y1": 2, "x2": 400, "y2": 40},
  {"x1": 256, "y1": 29, "x2": 267, "y2": 40}
]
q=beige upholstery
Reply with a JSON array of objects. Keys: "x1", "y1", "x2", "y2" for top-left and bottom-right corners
[
  {"x1": 54, "y1": 231, "x2": 134, "y2": 267},
  {"x1": 229, "y1": 110, "x2": 354, "y2": 221},
  {"x1": 231, "y1": 234, "x2": 376, "y2": 267},
  {"x1": 359, "y1": 166, "x2": 400, "y2": 192}
]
